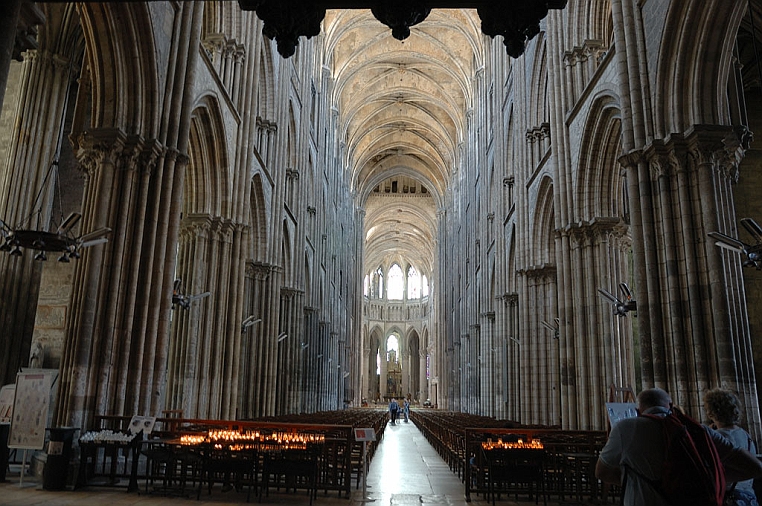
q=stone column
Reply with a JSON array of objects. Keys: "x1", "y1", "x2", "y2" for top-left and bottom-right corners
[
  {"x1": 0, "y1": 47, "x2": 73, "y2": 386},
  {"x1": 0, "y1": 0, "x2": 42, "y2": 115},
  {"x1": 55, "y1": 132, "x2": 115, "y2": 429}
]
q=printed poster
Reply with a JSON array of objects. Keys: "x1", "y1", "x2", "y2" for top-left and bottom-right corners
[{"x1": 8, "y1": 372, "x2": 51, "y2": 450}]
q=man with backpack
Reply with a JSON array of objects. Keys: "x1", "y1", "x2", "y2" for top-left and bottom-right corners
[{"x1": 595, "y1": 388, "x2": 762, "y2": 506}]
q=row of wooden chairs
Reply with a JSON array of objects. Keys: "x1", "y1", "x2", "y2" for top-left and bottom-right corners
[{"x1": 411, "y1": 410, "x2": 618, "y2": 504}]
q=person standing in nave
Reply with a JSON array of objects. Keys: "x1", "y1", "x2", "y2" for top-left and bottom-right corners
[
  {"x1": 704, "y1": 388, "x2": 760, "y2": 506},
  {"x1": 389, "y1": 397, "x2": 399, "y2": 425}
]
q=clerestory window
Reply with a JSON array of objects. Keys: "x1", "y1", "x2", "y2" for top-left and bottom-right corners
[{"x1": 387, "y1": 264, "x2": 404, "y2": 300}]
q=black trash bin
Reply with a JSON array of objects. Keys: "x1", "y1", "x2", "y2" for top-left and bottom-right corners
[{"x1": 43, "y1": 427, "x2": 78, "y2": 490}]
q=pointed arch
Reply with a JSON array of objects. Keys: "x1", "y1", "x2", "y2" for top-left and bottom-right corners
[
  {"x1": 533, "y1": 176, "x2": 556, "y2": 266},
  {"x1": 249, "y1": 173, "x2": 269, "y2": 262},
  {"x1": 77, "y1": 2, "x2": 159, "y2": 134},
  {"x1": 655, "y1": 1, "x2": 747, "y2": 134},
  {"x1": 575, "y1": 92, "x2": 623, "y2": 222},
  {"x1": 185, "y1": 94, "x2": 231, "y2": 217}
]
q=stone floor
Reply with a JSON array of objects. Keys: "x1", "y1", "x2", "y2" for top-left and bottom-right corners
[{"x1": 0, "y1": 421, "x2": 589, "y2": 505}]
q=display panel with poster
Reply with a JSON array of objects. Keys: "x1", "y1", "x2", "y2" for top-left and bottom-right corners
[{"x1": 8, "y1": 372, "x2": 52, "y2": 450}]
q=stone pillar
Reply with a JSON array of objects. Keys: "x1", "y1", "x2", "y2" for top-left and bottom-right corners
[
  {"x1": 418, "y1": 349, "x2": 427, "y2": 404},
  {"x1": 0, "y1": 47, "x2": 73, "y2": 386},
  {"x1": 379, "y1": 337, "x2": 388, "y2": 399},
  {"x1": 0, "y1": 0, "x2": 41, "y2": 115}
]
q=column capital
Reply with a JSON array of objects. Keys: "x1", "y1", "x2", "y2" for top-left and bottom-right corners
[
  {"x1": 246, "y1": 261, "x2": 274, "y2": 280},
  {"x1": 73, "y1": 128, "x2": 129, "y2": 174}
]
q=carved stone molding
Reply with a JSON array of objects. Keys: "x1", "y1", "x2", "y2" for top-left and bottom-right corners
[
  {"x1": 501, "y1": 292, "x2": 518, "y2": 306},
  {"x1": 281, "y1": 287, "x2": 304, "y2": 298},
  {"x1": 520, "y1": 263, "x2": 556, "y2": 279},
  {"x1": 74, "y1": 128, "x2": 129, "y2": 175},
  {"x1": 246, "y1": 261, "x2": 274, "y2": 279},
  {"x1": 286, "y1": 168, "x2": 300, "y2": 181}
]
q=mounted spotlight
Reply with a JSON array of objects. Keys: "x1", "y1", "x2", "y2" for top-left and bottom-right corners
[
  {"x1": 241, "y1": 315, "x2": 261, "y2": 332},
  {"x1": 708, "y1": 217, "x2": 762, "y2": 270},
  {"x1": 598, "y1": 283, "x2": 637, "y2": 317},
  {"x1": 277, "y1": 332, "x2": 288, "y2": 342},
  {"x1": 171, "y1": 278, "x2": 211, "y2": 310},
  {"x1": 541, "y1": 318, "x2": 560, "y2": 339}
]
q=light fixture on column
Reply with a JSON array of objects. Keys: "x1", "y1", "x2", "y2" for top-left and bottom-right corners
[
  {"x1": 171, "y1": 278, "x2": 211, "y2": 309},
  {"x1": 277, "y1": 332, "x2": 288, "y2": 342},
  {"x1": 541, "y1": 318, "x2": 560, "y2": 339},
  {"x1": 241, "y1": 315, "x2": 261, "y2": 332},
  {"x1": 708, "y1": 217, "x2": 762, "y2": 270},
  {"x1": 597, "y1": 283, "x2": 637, "y2": 317}
]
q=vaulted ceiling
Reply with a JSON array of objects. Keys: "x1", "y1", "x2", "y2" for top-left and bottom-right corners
[{"x1": 323, "y1": 9, "x2": 484, "y2": 276}]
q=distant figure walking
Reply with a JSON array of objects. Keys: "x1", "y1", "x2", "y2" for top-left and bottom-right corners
[
  {"x1": 389, "y1": 398, "x2": 399, "y2": 425},
  {"x1": 403, "y1": 398, "x2": 410, "y2": 423}
]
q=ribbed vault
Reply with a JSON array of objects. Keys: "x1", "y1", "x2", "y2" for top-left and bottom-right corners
[{"x1": 323, "y1": 8, "x2": 482, "y2": 277}]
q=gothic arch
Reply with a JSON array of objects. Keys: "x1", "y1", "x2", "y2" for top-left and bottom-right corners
[
  {"x1": 185, "y1": 94, "x2": 231, "y2": 217},
  {"x1": 249, "y1": 173, "x2": 269, "y2": 262},
  {"x1": 406, "y1": 328, "x2": 421, "y2": 399},
  {"x1": 202, "y1": 0, "x2": 245, "y2": 39},
  {"x1": 533, "y1": 176, "x2": 556, "y2": 266},
  {"x1": 281, "y1": 219, "x2": 294, "y2": 285},
  {"x1": 656, "y1": 1, "x2": 747, "y2": 134},
  {"x1": 304, "y1": 251, "x2": 313, "y2": 306},
  {"x1": 77, "y1": 2, "x2": 159, "y2": 134},
  {"x1": 40, "y1": 4, "x2": 86, "y2": 64},
  {"x1": 287, "y1": 102, "x2": 297, "y2": 168},
  {"x1": 565, "y1": 0, "x2": 613, "y2": 46},
  {"x1": 256, "y1": 39, "x2": 277, "y2": 121},
  {"x1": 527, "y1": 36, "x2": 548, "y2": 130},
  {"x1": 575, "y1": 92, "x2": 623, "y2": 222},
  {"x1": 507, "y1": 224, "x2": 517, "y2": 294}
]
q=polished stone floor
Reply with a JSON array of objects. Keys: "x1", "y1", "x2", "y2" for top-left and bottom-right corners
[{"x1": 0, "y1": 421, "x2": 577, "y2": 505}]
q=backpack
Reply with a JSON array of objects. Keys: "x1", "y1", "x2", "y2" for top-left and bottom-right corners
[{"x1": 638, "y1": 410, "x2": 726, "y2": 506}]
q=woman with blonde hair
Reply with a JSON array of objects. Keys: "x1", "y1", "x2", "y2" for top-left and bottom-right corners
[{"x1": 703, "y1": 388, "x2": 759, "y2": 506}]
